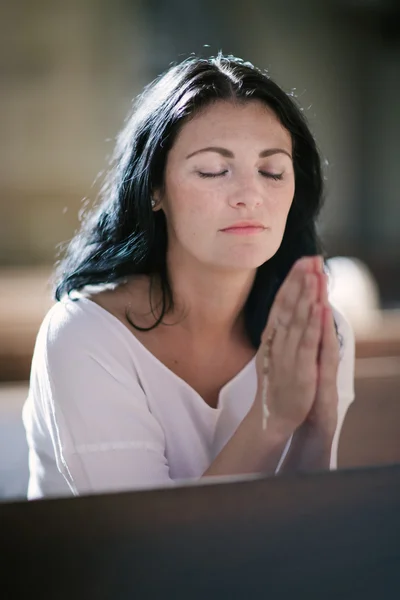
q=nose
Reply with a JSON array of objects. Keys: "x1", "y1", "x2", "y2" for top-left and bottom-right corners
[{"x1": 227, "y1": 176, "x2": 264, "y2": 210}]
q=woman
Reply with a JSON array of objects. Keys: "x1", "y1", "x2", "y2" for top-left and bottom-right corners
[{"x1": 23, "y1": 54, "x2": 355, "y2": 499}]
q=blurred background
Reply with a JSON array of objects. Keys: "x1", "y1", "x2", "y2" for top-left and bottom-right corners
[{"x1": 0, "y1": 0, "x2": 399, "y2": 499}]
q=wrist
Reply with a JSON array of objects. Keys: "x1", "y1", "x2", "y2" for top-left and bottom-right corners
[
  {"x1": 264, "y1": 414, "x2": 296, "y2": 442},
  {"x1": 250, "y1": 394, "x2": 298, "y2": 442},
  {"x1": 306, "y1": 388, "x2": 339, "y2": 436},
  {"x1": 247, "y1": 404, "x2": 293, "y2": 453},
  {"x1": 280, "y1": 423, "x2": 335, "y2": 474},
  {"x1": 304, "y1": 409, "x2": 338, "y2": 437},
  {"x1": 298, "y1": 419, "x2": 337, "y2": 446}
]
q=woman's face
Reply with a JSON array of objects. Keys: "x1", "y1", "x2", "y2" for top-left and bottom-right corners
[{"x1": 155, "y1": 100, "x2": 295, "y2": 272}]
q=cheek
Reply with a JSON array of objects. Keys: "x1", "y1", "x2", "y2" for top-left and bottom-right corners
[
  {"x1": 268, "y1": 182, "x2": 295, "y2": 220},
  {"x1": 163, "y1": 190, "x2": 210, "y2": 246},
  {"x1": 168, "y1": 178, "x2": 219, "y2": 225}
]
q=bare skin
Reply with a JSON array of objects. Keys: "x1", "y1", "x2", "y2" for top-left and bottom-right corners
[
  {"x1": 86, "y1": 99, "x2": 340, "y2": 476},
  {"x1": 86, "y1": 275, "x2": 255, "y2": 410}
]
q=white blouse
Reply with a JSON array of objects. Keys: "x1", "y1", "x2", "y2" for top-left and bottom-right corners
[{"x1": 22, "y1": 296, "x2": 355, "y2": 499}]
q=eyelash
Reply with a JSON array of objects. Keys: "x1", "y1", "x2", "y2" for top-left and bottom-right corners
[{"x1": 198, "y1": 170, "x2": 283, "y2": 181}]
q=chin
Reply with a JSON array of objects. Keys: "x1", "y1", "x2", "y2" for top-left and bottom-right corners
[
  {"x1": 237, "y1": 245, "x2": 276, "y2": 266},
  {"x1": 215, "y1": 250, "x2": 275, "y2": 272}
]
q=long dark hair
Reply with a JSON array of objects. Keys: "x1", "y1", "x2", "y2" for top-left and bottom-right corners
[{"x1": 55, "y1": 54, "x2": 325, "y2": 348}]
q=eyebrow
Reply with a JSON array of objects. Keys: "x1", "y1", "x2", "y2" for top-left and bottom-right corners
[{"x1": 185, "y1": 146, "x2": 292, "y2": 160}]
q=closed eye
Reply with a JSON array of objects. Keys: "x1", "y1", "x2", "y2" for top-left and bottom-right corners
[
  {"x1": 198, "y1": 170, "x2": 228, "y2": 178},
  {"x1": 197, "y1": 170, "x2": 284, "y2": 180},
  {"x1": 259, "y1": 171, "x2": 283, "y2": 181}
]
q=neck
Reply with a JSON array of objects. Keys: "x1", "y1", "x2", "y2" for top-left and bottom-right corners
[{"x1": 163, "y1": 251, "x2": 257, "y2": 343}]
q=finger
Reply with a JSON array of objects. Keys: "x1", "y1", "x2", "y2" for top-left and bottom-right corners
[
  {"x1": 313, "y1": 255, "x2": 324, "y2": 275},
  {"x1": 311, "y1": 257, "x2": 325, "y2": 305},
  {"x1": 271, "y1": 255, "x2": 321, "y2": 329},
  {"x1": 318, "y1": 272, "x2": 329, "y2": 306},
  {"x1": 261, "y1": 273, "x2": 303, "y2": 344},
  {"x1": 279, "y1": 273, "x2": 318, "y2": 364},
  {"x1": 261, "y1": 256, "x2": 317, "y2": 344},
  {"x1": 297, "y1": 302, "x2": 323, "y2": 378}
]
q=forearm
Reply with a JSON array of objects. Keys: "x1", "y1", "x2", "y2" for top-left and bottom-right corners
[
  {"x1": 203, "y1": 405, "x2": 291, "y2": 478},
  {"x1": 279, "y1": 421, "x2": 336, "y2": 473}
]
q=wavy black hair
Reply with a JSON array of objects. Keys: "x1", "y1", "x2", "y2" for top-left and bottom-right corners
[{"x1": 54, "y1": 54, "x2": 325, "y2": 348}]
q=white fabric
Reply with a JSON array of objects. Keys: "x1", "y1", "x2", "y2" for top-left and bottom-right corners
[{"x1": 22, "y1": 296, "x2": 355, "y2": 499}]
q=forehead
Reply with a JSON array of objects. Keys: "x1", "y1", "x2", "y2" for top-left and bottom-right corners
[{"x1": 171, "y1": 100, "x2": 292, "y2": 155}]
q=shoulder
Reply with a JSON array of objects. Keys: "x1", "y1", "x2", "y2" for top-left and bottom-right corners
[
  {"x1": 39, "y1": 295, "x2": 111, "y2": 343},
  {"x1": 28, "y1": 292, "x2": 155, "y2": 409},
  {"x1": 40, "y1": 273, "x2": 147, "y2": 343},
  {"x1": 34, "y1": 294, "x2": 134, "y2": 370}
]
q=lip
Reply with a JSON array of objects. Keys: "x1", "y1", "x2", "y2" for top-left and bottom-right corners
[{"x1": 220, "y1": 221, "x2": 266, "y2": 233}]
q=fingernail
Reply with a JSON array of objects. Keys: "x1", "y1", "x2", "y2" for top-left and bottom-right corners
[
  {"x1": 297, "y1": 256, "x2": 313, "y2": 270},
  {"x1": 315, "y1": 256, "x2": 324, "y2": 272}
]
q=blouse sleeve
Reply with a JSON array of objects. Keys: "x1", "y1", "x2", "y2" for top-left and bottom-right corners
[
  {"x1": 23, "y1": 300, "x2": 172, "y2": 498},
  {"x1": 330, "y1": 305, "x2": 356, "y2": 469}
]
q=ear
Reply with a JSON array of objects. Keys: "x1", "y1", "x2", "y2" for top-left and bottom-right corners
[{"x1": 151, "y1": 190, "x2": 163, "y2": 211}]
